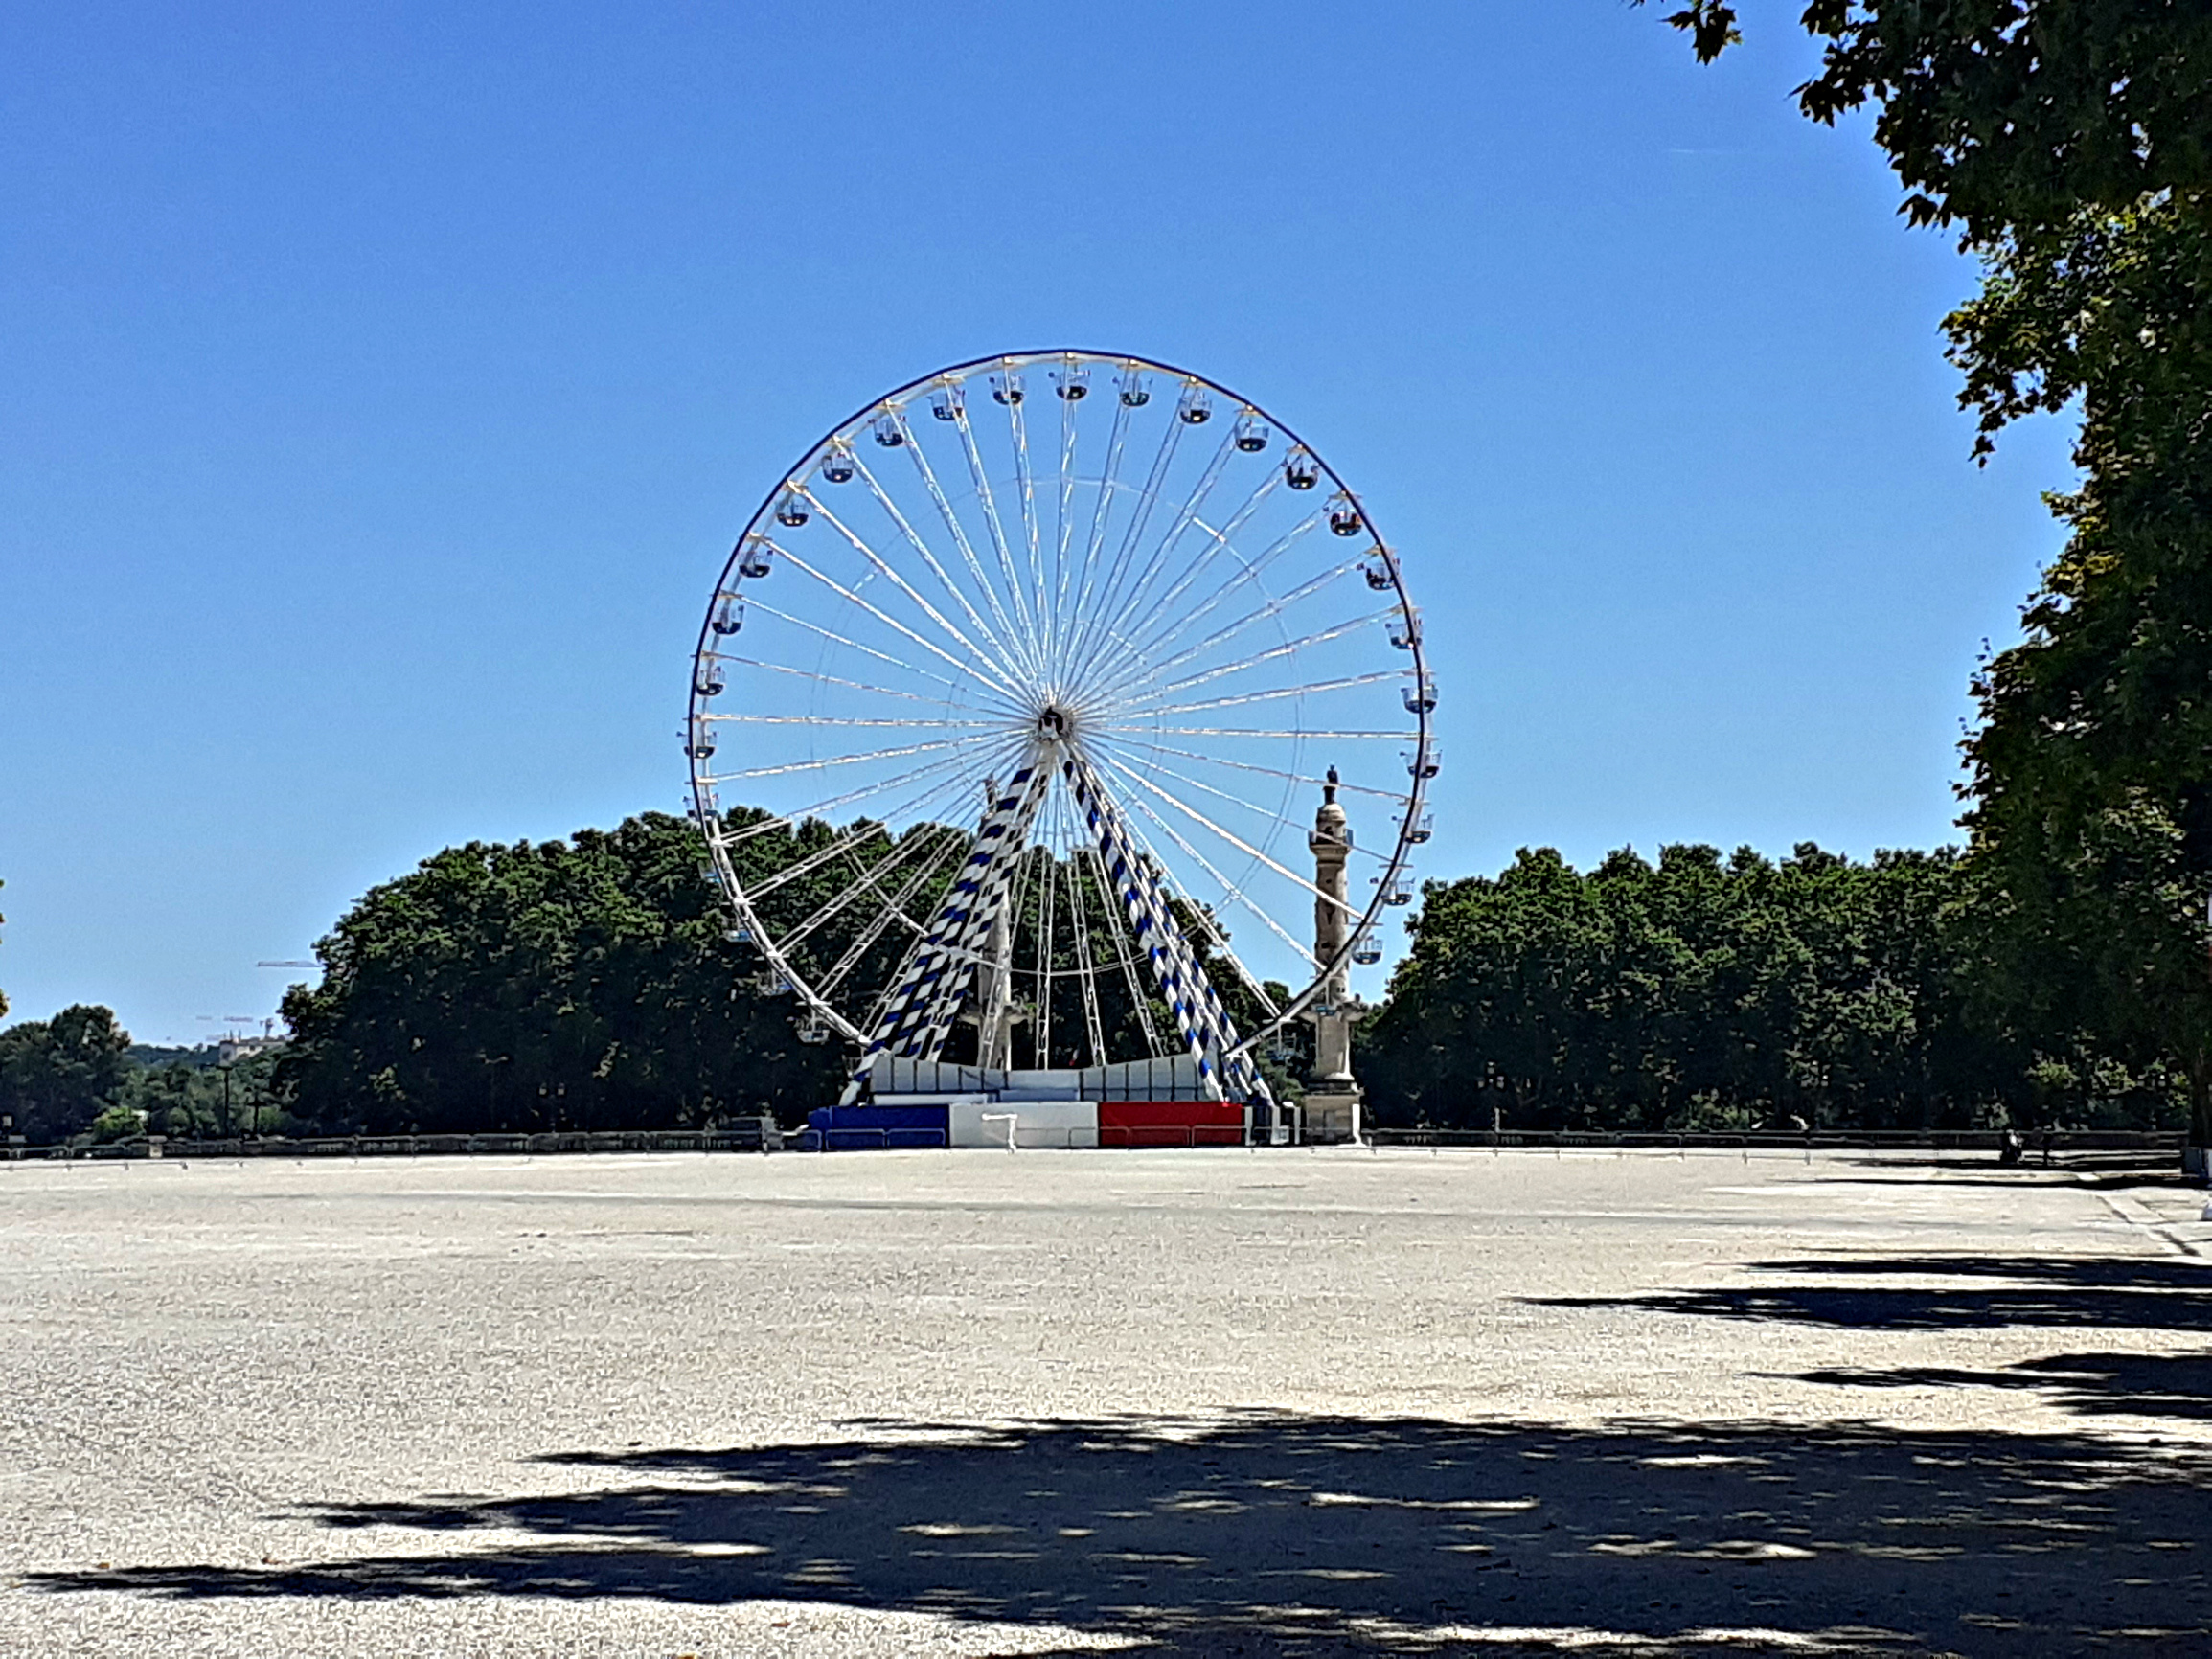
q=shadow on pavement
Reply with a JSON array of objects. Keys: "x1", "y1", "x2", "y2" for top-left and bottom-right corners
[
  {"x1": 1532, "y1": 1253, "x2": 2212, "y2": 1333},
  {"x1": 1787, "y1": 1351, "x2": 2212, "y2": 1424},
  {"x1": 27, "y1": 1412, "x2": 2212, "y2": 1655},
  {"x1": 1829, "y1": 1154, "x2": 2184, "y2": 1180}
]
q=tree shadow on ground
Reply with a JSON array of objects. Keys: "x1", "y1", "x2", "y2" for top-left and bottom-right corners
[
  {"x1": 1531, "y1": 1253, "x2": 2212, "y2": 1333},
  {"x1": 1828, "y1": 1153, "x2": 2182, "y2": 1180},
  {"x1": 27, "y1": 1412, "x2": 2212, "y2": 1656},
  {"x1": 1785, "y1": 1351, "x2": 2212, "y2": 1424}
]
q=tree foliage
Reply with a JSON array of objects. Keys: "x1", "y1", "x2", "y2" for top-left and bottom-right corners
[
  {"x1": 275, "y1": 811, "x2": 849, "y2": 1133},
  {"x1": 1653, "y1": 2, "x2": 2212, "y2": 1134},
  {"x1": 1950, "y1": 196, "x2": 2212, "y2": 1123},
  {"x1": 0, "y1": 1004, "x2": 132, "y2": 1145},
  {"x1": 1360, "y1": 842, "x2": 2179, "y2": 1132},
  {"x1": 1653, "y1": 1, "x2": 2212, "y2": 239}
]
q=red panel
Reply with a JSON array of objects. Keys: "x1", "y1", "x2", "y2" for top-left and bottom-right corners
[
  {"x1": 1097, "y1": 1100, "x2": 1245, "y2": 1147},
  {"x1": 1102, "y1": 1124, "x2": 1244, "y2": 1148},
  {"x1": 1098, "y1": 1100, "x2": 1244, "y2": 1128}
]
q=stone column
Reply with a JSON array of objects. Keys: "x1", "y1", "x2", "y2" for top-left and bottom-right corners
[{"x1": 1303, "y1": 769, "x2": 1365, "y2": 1141}]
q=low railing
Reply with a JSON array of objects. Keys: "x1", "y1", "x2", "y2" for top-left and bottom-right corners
[
  {"x1": 1365, "y1": 1126, "x2": 2185, "y2": 1153},
  {"x1": 6, "y1": 1123, "x2": 780, "y2": 1161},
  {"x1": 6, "y1": 1124, "x2": 2187, "y2": 1161}
]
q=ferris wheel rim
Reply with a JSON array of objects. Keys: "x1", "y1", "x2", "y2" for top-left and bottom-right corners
[{"x1": 686, "y1": 348, "x2": 1435, "y2": 1063}]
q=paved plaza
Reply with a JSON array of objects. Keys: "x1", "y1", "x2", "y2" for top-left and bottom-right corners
[{"x1": 3, "y1": 1147, "x2": 2210, "y2": 1656}]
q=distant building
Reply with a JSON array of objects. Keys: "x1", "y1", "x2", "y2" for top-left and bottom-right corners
[{"x1": 216, "y1": 1036, "x2": 286, "y2": 1066}]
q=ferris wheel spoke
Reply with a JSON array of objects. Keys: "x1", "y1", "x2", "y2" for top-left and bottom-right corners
[
  {"x1": 1087, "y1": 438, "x2": 1262, "y2": 685},
  {"x1": 708, "y1": 713, "x2": 1002, "y2": 729},
  {"x1": 1155, "y1": 506, "x2": 1334, "y2": 646},
  {"x1": 1127, "y1": 669, "x2": 1405, "y2": 718},
  {"x1": 1078, "y1": 514, "x2": 1333, "y2": 706},
  {"x1": 801, "y1": 488, "x2": 1036, "y2": 707},
  {"x1": 1143, "y1": 725, "x2": 1409, "y2": 739},
  {"x1": 1089, "y1": 747, "x2": 1360, "y2": 920},
  {"x1": 1106, "y1": 472, "x2": 1285, "y2": 673},
  {"x1": 816, "y1": 829, "x2": 972, "y2": 996},
  {"x1": 1063, "y1": 397, "x2": 1188, "y2": 673},
  {"x1": 1100, "y1": 426, "x2": 1238, "y2": 648},
  {"x1": 1005, "y1": 386, "x2": 1048, "y2": 662},
  {"x1": 1084, "y1": 843, "x2": 1163, "y2": 1053},
  {"x1": 744, "y1": 761, "x2": 992, "y2": 901},
  {"x1": 707, "y1": 729, "x2": 1005, "y2": 784},
  {"x1": 1066, "y1": 426, "x2": 1234, "y2": 687},
  {"x1": 1097, "y1": 769, "x2": 1311, "y2": 996},
  {"x1": 1114, "y1": 608, "x2": 1407, "y2": 711},
  {"x1": 734, "y1": 597, "x2": 961, "y2": 694},
  {"x1": 1094, "y1": 556, "x2": 1371, "y2": 708},
  {"x1": 773, "y1": 542, "x2": 1033, "y2": 707},
  {"x1": 1088, "y1": 732, "x2": 1309, "y2": 840},
  {"x1": 705, "y1": 651, "x2": 986, "y2": 712},
  {"x1": 715, "y1": 739, "x2": 1019, "y2": 848},
  {"x1": 1060, "y1": 800, "x2": 1109, "y2": 1067},
  {"x1": 850, "y1": 442, "x2": 1035, "y2": 693},
  {"x1": 741, "y1": 590, "x2": 1019, "y2": 716},
  {"x1": 897, "y1": 414, "x2": 1044, "y2": 688},
  {"x1": 1063, "y1": 383, "x2": 1137, "y2": 675},
  {"x1": 951, "y1": 403, "x2": 1047, "y2": 675},
  {"x1": 707, "y1": 756, "x2": 969, "y2": 849},
  {"x1": 1035, "y1": 803, "x2": 1057, "y2": 1066},
  {"x1": 1104, "y1": 732, "x2": 1415, "y2": 810},
  {"x1": 1053, "y1": 380, "x2": 1083, "y2": 656},
  {"x1": 777, "y1": 815, "x2": 967, "y2": 952}
]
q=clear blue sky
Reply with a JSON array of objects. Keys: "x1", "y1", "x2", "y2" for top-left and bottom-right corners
[{"x1": 0, "y1": 4, "x2": 2076, "y2": 1046}]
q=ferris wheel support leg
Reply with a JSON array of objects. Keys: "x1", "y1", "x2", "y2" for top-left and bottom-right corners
[
  {"x1": 841, "y1": 753, "x2": 1053, "y2": 1103},
  {"x1": 1061, "y1": 756, "x2": 1275, "y2": 1129}
]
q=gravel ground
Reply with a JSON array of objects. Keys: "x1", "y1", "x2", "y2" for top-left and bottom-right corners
[{"x1": 2, "y1": 1147, "x2": 2208, "y2": 1657}]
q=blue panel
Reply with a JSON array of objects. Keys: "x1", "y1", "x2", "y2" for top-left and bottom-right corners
[{"x1": 822, "y1": 1104, "x2": 949, "y2": 1132}]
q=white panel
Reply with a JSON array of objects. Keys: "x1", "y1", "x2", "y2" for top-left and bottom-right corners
[{"x1": 948, "y1": 1096, "x2": 1100, "y2": 1149}]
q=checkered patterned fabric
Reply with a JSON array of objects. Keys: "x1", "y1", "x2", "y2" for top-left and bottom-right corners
[
  {"x1": 1061, "y1": 756, "x2": 1271, "y2": 1109},
  {"x1": 841, "y1": 754, "x2": 1053, "y2": 1101}
]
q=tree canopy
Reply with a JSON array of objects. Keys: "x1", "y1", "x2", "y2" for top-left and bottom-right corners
[
  {"x1": 1360, "y1": 841, "x2": 2179, "y2": 1133},
  {"x1": 1654, "y1": 1, "x2": 2212, "y2": 239},
  {"x1": 1652, "y1": 0, "x2": 2212, "y2": 1139},
  {"x1": 0, "y1": 1004, "x2": 132, "y2": 1145},
  {"x1": 1949, "y1": 196, "x2": 2212, "y2": 1124},
  {"x1": 275, "y1": 811, "x2": 847, "y2": 1133}
]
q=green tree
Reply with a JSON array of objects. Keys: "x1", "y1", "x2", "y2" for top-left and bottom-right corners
[
  {"x1": 116, "y1": 1047, "x2": 285, "y2": 1139},
  {"x1": 1360, "y1": 843, "x2": 2075, "y2": 1132},
  {"x1": 276, "y1": 811, "x2": 855, "y2": 1133},
  {"x1": 1653, "y1": 2, "x2": 2212, "y2": 1139},
  {"x1": 0, "y1": 1004, "x2": 132, "y2": 1145},
  {"x1": 1652, "y1": 1, "x2": 2212, "y2": 238},
  {"x1": 1948, "y1": 199, "x2": 2212, "y2": 1133}
]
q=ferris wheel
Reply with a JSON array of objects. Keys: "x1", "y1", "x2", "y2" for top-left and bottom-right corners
[{"x1": 687, "y1": 350, "x2": 1435, "y2": 1107}]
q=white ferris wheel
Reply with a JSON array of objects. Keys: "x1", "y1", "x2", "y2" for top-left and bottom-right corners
[{"x1": 687, "y1": 350, "x2": 1435, "y2": 1109}]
